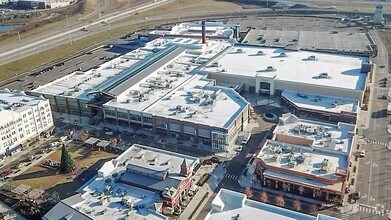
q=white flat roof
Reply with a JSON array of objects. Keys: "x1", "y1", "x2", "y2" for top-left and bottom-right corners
[
  {"x1": 74, "y1": 144, "x2": 200, "y2": 220},
  {"x1": 206, "y1": 188, "x2": 340, "y2": 220},
  {"x1": 32, "y1": 39, "x2": 173, "y2": 100},
  {"x1": 145, "y1": 74, "x2": 246, "y2": 128},
  {"x1": 275, "y1": 114, "x2": 355, "y2": 153},
  {"x1": 257, "y1": 114, "x2": 355, "y2": 192},
  {"x1": 149, "y1": 21, "x2": 234, "y2": 38},
  {"x1": 0, "y1": 89, "x2": 47, "y2": 113},
  {"x1": 282, "y1": 90, "x2": 359, "y2": 115},
  {"x1": 113, "y1": 144, "x2": 199, "y2": 178},
  {"x1": 259, "y1": 139, "x2": 347, "y2": 181},
  {"x1": 79, "y1": 179, "x2": 165, "y2": 220},
  {"x1": 202, "y1": 45, "x2": 368, "y2": 91},
  {"x1": 104, "y1": 39, "x2": 247, "y2": 128}
]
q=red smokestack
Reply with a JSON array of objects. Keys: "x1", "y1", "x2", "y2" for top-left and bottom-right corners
[{"x1": 201, "y1": 20, "x2": 206, "y2": 44}]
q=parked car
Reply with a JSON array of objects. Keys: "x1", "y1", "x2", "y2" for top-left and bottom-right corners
[
  {"x1": 236, "y1": 146, "x2": 243, "y2": 152},
  {"x1": 0, "y1": 169, "x2": 12, "y2": 177},
  {"x1": 355, "y1": 150, "x2": 365, "y2": 158},
  {"x1": 380, "y1": 64, "x2": 386, "y2": 68},
  {"x1": 241, "y1": 133, "x2": 251, "y2": 145},
  {"x1": 211, "y1": 157, "x2": 220, "y2": 164},
  {"x1": 50, "y1": 141, "x2": 60, "y2": 147}
]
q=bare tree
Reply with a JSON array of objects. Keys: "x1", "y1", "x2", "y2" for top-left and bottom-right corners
[
  {"x1": 78, "y1": 129, "x2": 89, "y2": 142},
  {"x1": 308, "y1": 204, "x2": 318, "y2": 214},
  {"x1": 275, "y1": 195, "x2": 285, "y2": 207},
  {"x1": 245, "y1": 187, "x2": 253, "y2": 199},
  {"x1": 259, "y1": 191, "x2": 268, "y2": 203},
  {"x1": 292, "y1": 199, "x2": 302, "y2": 211}
]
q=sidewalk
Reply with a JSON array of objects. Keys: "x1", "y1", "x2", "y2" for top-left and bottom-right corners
[
  {"x1": 181, "y1": 164, "x2": 226, "y2": 220},
  {"x1": 0, "y1": 201, "x2": 26, "y2": 220}
]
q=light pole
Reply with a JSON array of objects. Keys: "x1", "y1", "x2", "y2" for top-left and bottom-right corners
[
  {"x1": 66, "y1": 15, "x2": 73, "y2": 45},
  {"x1": 177, "y1": 0, "x2": 180, "y2": 22},
  {"x1": 97, "y1": 0, "x2": 102, "y2": 19}
]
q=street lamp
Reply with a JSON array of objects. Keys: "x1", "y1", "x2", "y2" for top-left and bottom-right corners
[
  {"x1": 66, "y1": 15, "x2": 73, "y2": 45},
  {"x1": 177, "y1": 0, "x2": 181, "y2": 22}
]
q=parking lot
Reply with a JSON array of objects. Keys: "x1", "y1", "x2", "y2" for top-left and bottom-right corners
[
  {"x1": 229, "y1": 16, "x2": 372, "y2": 53},
  {"x1": 0, "y1": 34, "x2": 145, "y2": 92}
]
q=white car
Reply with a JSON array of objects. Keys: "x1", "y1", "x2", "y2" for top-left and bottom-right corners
[
  {"x1": 236, "y1": 146, "x2": 243, "y2": 152},
  {"x1": 50, "y1": 141, "x2": 60, "y2": 147},
  {"x1": 59, "y1": 136, "x2": 68, "y2": 142},
  {"x1": 356, "y1": 150, "x2": 365, "y2": 158}
]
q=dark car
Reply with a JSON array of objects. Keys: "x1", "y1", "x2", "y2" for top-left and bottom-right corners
[
  {"x1": 211, "y1": 157, "x2": 220, "y2": 164},
  {"x1": 202, "y1": 159, "x2": 212, "y2": 165}
]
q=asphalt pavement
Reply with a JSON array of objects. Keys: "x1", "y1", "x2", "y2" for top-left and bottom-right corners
[{"x1": 353, "y1": 29, "x2": 391, "y2": 220}]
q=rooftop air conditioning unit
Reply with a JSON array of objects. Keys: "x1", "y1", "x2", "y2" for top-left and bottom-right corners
[
  {"x1": 257, "y1": 50, "x2": 265, "y2": 55},
  {"x1": 211, "y1": 62, "x2": 220, "y2": 67},
  {"x1": 266, "y1": 66, "x2": 276, "y2": 71},
  {"x1": 319, "y1": 72, "x2": 330, "y2": 79},
  {"x1": 280, "y1": 52, "x2": 288, "y2": 57},
  {"x1": 308, "y1": 55, "x2": 317, "y2": 60},
  {"x1": 237, "y1": 48, "x2": 244, "y2": 53},
  {"x1": 288, "y1": 161, "x2": 297, "y2": 168}
]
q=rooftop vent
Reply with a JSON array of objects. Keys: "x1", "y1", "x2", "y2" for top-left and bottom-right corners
[
  {"x1": 318, "y1": 72, "x2": 330, "y2": 79},
  {"x1": 266, "y1": 66, "x2": 276, "y2": 72},
  {"x1": 279, "y1": 52, "x2": 288, "y2": 57},
  {"x1": 210, "y1": 62, "x2": 220, "y2": 67}
]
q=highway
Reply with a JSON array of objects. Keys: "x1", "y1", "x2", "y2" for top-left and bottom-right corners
[
  {"x1": 3, "y1": 4, "x2": 391, "y2": 67},
  {"x1": 0, "y1": 0, "x2": 175, "y2": 65},
  {"x1": 78, "y1": 0, "x2": 110, "y2": 21},
  {"x1": 293, "y1": 0, "x2": 391, "y2": 6}
]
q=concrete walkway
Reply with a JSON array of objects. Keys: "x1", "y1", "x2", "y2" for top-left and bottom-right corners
[
  {"x1": 0, "y1": 201, "x2": 26, "y2": 220},
  {"x1": 181, "y1": 164, "x2": 226, "y2": 220}
]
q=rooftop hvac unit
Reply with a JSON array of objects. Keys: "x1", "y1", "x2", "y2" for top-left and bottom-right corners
[
  {"x1": 321, "y1": 158, "x2": 329, "y2": 167},
  {"x1": 279, "y1": 52, "x2": 288, "y2": 57},
  {"x1": 271, "y1": 154, "x2": 281, "y2": 162},
  {"x1": 140, "y1": 83, "x2": 152, "y2": 88},
  {"x1": 211, "y1": 62, "x2": 220, "y2": 67},
  {"x1": 296, "y1": 153, "x2": 305, "y2": 164},
  {"x1": 74, "y1": 86, "x2": 81, "y2": 92},
  {"x1": 129, "y1": 90, "x2": 140, "y2": 96},
  {"x1": 236, "y1": 48, "x2": 244, "y2": 53},
  {"x1": 318, "y1": 72, "x2": 330, "y2": 79},
  {"x1": 266, "y1": 66, "x2": 276, "y2": 72},
  {"x1": 308, "y1": 55, "x2": 317, "y2": 61},
  {"x1": 288, "y1": 161, "x2": 297, "y2": 168}
]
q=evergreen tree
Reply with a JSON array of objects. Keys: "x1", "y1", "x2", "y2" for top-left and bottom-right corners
[{"x1": 60, "y1": 145, "x2": 75, "y2": 173}]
